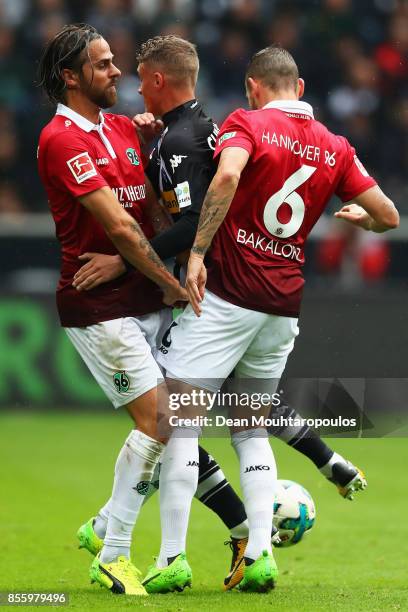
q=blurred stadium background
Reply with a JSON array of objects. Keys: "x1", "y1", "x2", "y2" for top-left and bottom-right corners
[{"x1": 0, "y1": 0, "x2": 407, "y2": 412}]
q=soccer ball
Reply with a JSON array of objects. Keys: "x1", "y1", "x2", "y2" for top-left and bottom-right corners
[{"x1": 273, "y1": 479, "x2": 316, "y2": 547}]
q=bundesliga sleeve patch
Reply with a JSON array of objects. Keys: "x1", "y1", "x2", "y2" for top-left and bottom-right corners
[
  {"x1": 67, "y1": 152, "x2": 98, "y2": 184},
  {"x1": 218, "y1": 131, "x2": 237, "y2": 146}
]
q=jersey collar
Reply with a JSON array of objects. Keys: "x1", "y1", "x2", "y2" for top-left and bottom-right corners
[
  {"x1": 162, "y1": 99, "x2": 199, "y2": 126},
  {"x1": 56, "y1": 103, "x2": 105, "y2": 132},
  {"x1": 55, "y1": 103, "x2": 116, "y2": 158},
  {"x1": 262, "y1": 100, "x2": 314, "y2": 119}
]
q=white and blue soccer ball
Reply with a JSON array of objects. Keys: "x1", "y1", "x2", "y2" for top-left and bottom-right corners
[{"x1": 273, "y1": 479, "x2": 316, "y2": 547}]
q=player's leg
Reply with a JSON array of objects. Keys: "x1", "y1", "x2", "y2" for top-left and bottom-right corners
[
  {"x1": 143, "y1": 308, "x2": 252, "y2": 539},
  {"x1": 147, "y1": 291, "x2": 262, "y2": 593},
  {"x1": 196, "y1": 445, "x2": 248, "y2": 537},
  {"x1": 80, "y1": 310, "x2": 171, "y2": 546},
  {"x1": 67, "y1": 318, "x2": 166, "y2": 595},
  {"x1": 268, "y1": 401, "x2": 367, "y2": 499},
  {"x1": 232, "y1": 314, "x2": 299, "y2": 592},
  {"x1": 81, "y1": 307, "x2": 249, "y2": 549}
]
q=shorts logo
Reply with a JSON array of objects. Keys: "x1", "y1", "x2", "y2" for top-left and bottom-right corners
[
  {"x1": 66, "y1": 152, "x2": 97, "y2": 184},
  {"x1": 126, "y1": 148, "x2": 140, "y2": 166},
  {"x1": 133, "y1": 481, "x2": 150, "y2": 495},
  {"x1": 218, "y1": 131, "x2": 236, "y2": 146},
  {"x1": 113, "y1": 370, "x2": 130, "y2": 394}
]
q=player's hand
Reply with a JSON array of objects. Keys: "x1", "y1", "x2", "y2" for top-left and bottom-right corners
[
  {"x1": 73, "y1": 253, "x2": 126, "y2": 291},
  {"x1": 162, "y1": 282, "x2": 188, "y2": 307},
  {"x1": 132, "y1": 112, "x2": 164, "y2": 145},
  {"x1": 334, "y1": 204, "x2": 372, "y2": 230},
  {"x1": 186, "y1": 253, "x2": 207, "y2": 317}
]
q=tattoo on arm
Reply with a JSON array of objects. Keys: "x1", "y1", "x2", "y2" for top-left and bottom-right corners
[
  {"x1": 130, "y1": 221, "x2": 168, "y2": 272},
  {"x1": 193, "y1": 187, "x2": 233, "y2": 256}
]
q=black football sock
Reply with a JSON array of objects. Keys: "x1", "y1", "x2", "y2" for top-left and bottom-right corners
[
  {"x1": 268, "y1": 403, "x2": 333, "y2": 468},
  {"x1": 195, "y1": 446, "x2": 248, "y2": 535}
]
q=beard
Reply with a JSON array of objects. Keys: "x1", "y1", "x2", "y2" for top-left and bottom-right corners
[
  {"x1": 87, "y1": 85, "x2": 117, "y2": 109},
  {"x1": 80, "y1": 73, "x2": 118, "y2": 109}
]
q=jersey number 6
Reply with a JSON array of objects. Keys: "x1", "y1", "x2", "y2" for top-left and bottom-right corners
[{"x1": 263, "y1": 164, "x2": 317, "y2": 238}]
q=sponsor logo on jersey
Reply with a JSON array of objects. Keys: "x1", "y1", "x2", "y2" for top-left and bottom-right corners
[
  {"x1": 218, "y1": 131, "x2": 236, "y2": 146},
  {"x1": 244, "y1": 465, "x2": 271, "y2": 473},
  {"x1": 186, "y1": 460, "x2": 199, "y2": 467},
  {"x1": 96, "y1": 157, "x2": 109, "y2": 166},
  {"x1": 66, "y1": 152, "x2": 97, "y2": 184},
  {"x1": 174, "y1": 181, "x2": 192, "y2": 209},
  {"x1": 111, "y1": 184, "x2": 146, "y2": 209},
  {"x1": 133, "y1": 481, "x2": 150, "y2": 495},
  {"x1": 169, "y1": 154, "x2": 187, "y2": 172},
  {"x1": 161, "y1": 189, "x2": 179, "y2": 214},
  {"x1": 113, "y1": 370, "x2": 130, "y2": 394},
  {"x1": 126, "y1": 147, "x2": 140, "y2": 166}
]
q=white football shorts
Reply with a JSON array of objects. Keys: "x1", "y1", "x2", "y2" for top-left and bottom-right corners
[
  {"x1": 157, "y1": 290, "x2": 299, "y2": 393},
  {"x1": 66, "y1": 309, "x2": 172, "y2": 408}
]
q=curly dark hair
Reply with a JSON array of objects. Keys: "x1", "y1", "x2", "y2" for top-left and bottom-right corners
[{"x1": 38, "y1": 23, "x2": 101, "y2": 104}]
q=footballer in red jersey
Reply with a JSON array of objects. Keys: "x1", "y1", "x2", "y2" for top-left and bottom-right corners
[
  {"x1": 38, "y1": 104, "x2": 167, "y2": 326},
  {"x1": 37, "y1": 24, "x2": 187, "y2": 596},
  {"x1": 206, "y1": 102, "x2": 377, "y2": 316},
  {"x1": 157, "y1": 46, "x2": 398, "y2": 592}
]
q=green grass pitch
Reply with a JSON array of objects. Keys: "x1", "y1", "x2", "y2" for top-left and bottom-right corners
[{"x1": 1, "y1": 411, "x2": 407, "y2": 611}]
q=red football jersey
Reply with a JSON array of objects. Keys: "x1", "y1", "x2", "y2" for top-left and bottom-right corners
[
  {"x1": 38, "y1": 104, "x2": 164, "y2": 327},
  {"x1": 208, "y1": 101, "x2": 377, "y2": 316}
]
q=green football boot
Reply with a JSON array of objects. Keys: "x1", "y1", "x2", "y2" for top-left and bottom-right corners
[
  {"x1": 142, "y1": 552, "x2": 192, "y2": 594},
  {"x1": 77, "y1": 517, "x2": 103, "y2": 556},
  {"x1": 90, "y1": 553, "x2": 147, "y2": 595},
  {"x1": 239, "y1": 549, "x2": 278, "y2": 593}
]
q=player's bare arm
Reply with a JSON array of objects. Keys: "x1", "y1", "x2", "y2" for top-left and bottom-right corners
[
  {"x1": 334, "y1": 185, "x2": 399, "y2": 233},
  {"x1": 187, "y1": 147, "x2": 249, "y2": 315},
  {"x1": 73, "y1": 176, "x2": 173, "y2": 291},
  {"x1": 79, "y1": 186, "x2": 187, "y2": 305}
]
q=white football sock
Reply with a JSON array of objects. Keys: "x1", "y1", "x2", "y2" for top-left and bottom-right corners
[
  {"x1": 230, "y1": 519, "x2": 249, "y2": 540},
  {"x1": 94, "y1": 500, "x2": 111, "y2": 539},
  {"x1": 157, "y1": 427, "x2": 200, "y2": 568},
  {"x1": 319, "y1": 451, "x2": 345, "y2": 478},
  {"x1": 100, "y1": 429, "x2": 164, "y2": 563},
  {"x1": 231, "y1": 428, "x2": 277, "y2": 561},
  {"x1": 94, "y1": 460, "x2": 162, "y2": 540}
]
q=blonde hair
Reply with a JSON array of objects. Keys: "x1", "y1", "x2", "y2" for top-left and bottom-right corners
[{"x1": 137, "y1": 35, "x2": 199, "y2": 87}]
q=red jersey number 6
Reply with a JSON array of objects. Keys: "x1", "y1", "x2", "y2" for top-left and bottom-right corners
[{"x1": 263, "y1": 164, "x2": 317, "y2": 238}]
